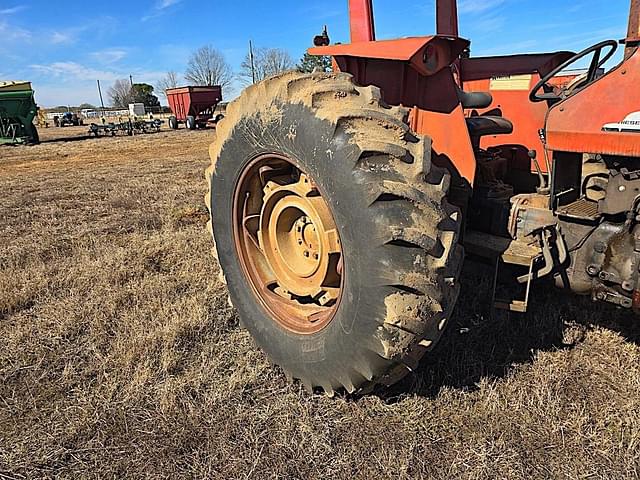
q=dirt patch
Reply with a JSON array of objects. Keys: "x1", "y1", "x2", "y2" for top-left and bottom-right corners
[{"x1": 1, "y1": 127, "x2": 640, "y2": 478}]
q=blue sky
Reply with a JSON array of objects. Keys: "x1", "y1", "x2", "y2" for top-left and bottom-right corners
[{"x1": 0, "y1": 0, "x2": 631, "y2": 107}]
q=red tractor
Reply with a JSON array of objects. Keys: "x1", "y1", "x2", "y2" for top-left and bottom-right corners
[{"x1": 206, "y1": 0, "x2": 640, "y2": 394}]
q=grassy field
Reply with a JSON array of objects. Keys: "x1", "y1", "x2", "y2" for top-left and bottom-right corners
[{"x1": 1, "y1": 126, "x2": 639, "y2": 479}]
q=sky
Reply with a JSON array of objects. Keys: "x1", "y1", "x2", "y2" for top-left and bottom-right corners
[{"x1": 0, "y1": 0, "x2": 632, "y2": 107}]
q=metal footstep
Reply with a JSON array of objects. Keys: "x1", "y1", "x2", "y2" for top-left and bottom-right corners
[{"x1": 492, "y1": 256, "x2": 535, "y2": 313}]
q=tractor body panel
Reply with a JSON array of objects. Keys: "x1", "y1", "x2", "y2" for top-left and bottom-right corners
[
  {"x1": 348, "y1": 0, "x2": 375, "y2": 42},
  {"x1": 546, "y1": 49, "x2": 640, "y2": 157},
  {"x1": 626, "y1": 0, "x2": 639, "y2": 58}
]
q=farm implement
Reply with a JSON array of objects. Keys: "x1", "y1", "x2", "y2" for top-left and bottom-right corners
[
  {"x1": 166, "y1": 85, "x2": 223, "y2": 130},
  {"x1": 88, "y1": 118, "x2": 163, "y2": 137},
  {"x1": 205, "y1": 0, "x2": 640, "y2": 394},
  {"x1": 0, "y1": 81, "x2": 39, "y2": 145}
]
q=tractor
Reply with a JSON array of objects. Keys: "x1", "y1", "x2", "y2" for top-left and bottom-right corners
[
  {"x1": 55, "y1": 111, "x2": 82, "y2": 127},
  {"x1": 205, "y1": 0, "x2": 640, "y2": 394}
]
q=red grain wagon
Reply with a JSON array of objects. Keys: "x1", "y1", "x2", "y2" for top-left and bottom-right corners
[{"x1": 166, "y1": 85, "x2": 223, "y2": 130}]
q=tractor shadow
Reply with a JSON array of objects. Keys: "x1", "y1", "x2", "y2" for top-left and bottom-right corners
[{"x1": 376, "y1": 260, "x2": 640, "y2": 401}]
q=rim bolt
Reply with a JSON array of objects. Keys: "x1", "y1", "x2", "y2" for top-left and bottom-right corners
[
  {"x1": 304, "y1": 251, "x2": 310, "y2": 257},
  {"x1": 314, "y1": 253, "x2": 319, "y2": 260}
]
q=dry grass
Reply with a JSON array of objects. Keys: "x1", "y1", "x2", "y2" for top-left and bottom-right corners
[{"x1": 1, "y1": 126, "x2": 640, "y2": 479}]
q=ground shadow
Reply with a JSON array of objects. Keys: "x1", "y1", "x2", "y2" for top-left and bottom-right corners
[
  {"x1": 39, "y1": 135, "x2": 95, "y2": 144},
  {"x1": 374, "y1": 260, "x2": 640, "y2": 401},
  {"x1": 0, "y1": 136, "x2": 90, "y2": 147}
]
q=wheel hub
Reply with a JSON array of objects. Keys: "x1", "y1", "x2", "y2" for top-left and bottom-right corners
[
  {"x1": 259, "y1": 174, "x2": 341, "y2": 305},
  {"x1": 233, "y1": 155, "x2": 343, "y2": 334}
]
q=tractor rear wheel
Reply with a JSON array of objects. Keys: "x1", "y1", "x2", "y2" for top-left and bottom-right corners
[{"x1": 206, "y1": 72, "x2": 462, "y2": 394}]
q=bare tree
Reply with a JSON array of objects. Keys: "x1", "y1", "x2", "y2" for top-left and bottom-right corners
[
  {"x1": 108, "y1": 79, "x2": 133, "y2": 108},
  {"x1": 239, "y1": 47, "x2": 294, "y2": 85},
  {"x1": 157, "y1": 71, "x2": 180, "y2": 99},
  {"x1": 184, "y1": 46, "x2": 233, "y2": 88}
]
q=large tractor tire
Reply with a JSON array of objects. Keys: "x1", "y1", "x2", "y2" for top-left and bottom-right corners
[{"x1": 206, "y1": 72, "x2": 462, "y2": 394}]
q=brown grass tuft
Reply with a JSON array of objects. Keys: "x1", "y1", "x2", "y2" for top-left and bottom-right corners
[{"x1": 1, "y1": 127, "x2": 639, "y2": 478}]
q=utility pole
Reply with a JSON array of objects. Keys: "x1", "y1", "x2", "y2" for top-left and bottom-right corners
[
  {"x1": 249, "y1": 40, "x2": 256, "y2": 84},
  {"x1": 97, "y1": 79, "x2": 106, "y2": 117},
  {"x1": 129, "y1": 75, "x2": 135, "y2": 107}
]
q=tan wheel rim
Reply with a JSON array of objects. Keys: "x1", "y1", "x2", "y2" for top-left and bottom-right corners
[{"x1": 232, "y1": 154, "x2": 343, "y2": 334}]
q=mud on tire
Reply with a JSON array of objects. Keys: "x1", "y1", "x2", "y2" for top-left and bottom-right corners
[{"x1": 206, "y1": 72, "x2": 463, "y2": 394}]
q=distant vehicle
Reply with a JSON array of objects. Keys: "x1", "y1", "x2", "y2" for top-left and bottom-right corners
[
  {"x1": 0, "y1": 80, "x2": 39, "y2": 145},
  {"x1": 54, "y1": 112, "x2": 83, "y2": 127},
  {"x1": 166, "y1": 85, "x2": 223, "y2": 130}
]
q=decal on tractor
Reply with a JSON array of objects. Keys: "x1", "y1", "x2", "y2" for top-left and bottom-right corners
[
  {"x1": 603, "y1": 112, "x2": 640, "y2": 132},
  {"x1": 489, "y1": 74, "x2": 533, "y2": 91}
]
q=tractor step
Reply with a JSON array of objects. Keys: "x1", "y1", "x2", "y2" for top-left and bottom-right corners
[
  {"x1": 465, "y1": 230, "x2": 540, "y2": 314},
  {"x1": 494, "y1": 300, "x2": 528, "y2": 313},
  {"x1": 557, "y1": 198, "x2": 600, "y2": 220},
  {"x1": 492, "y1": 257, "x2": 535, "y2": 313},
  {"x1": 464, "y1": 230, "x2": 541, "y2": 265}
]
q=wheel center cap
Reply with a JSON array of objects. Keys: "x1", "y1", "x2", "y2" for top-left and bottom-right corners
[{"x1": 258, "y1": 174, "x2": 341, "y2": 302}]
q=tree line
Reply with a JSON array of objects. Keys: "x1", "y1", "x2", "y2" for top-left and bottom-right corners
[{"x1": 108, "y1": 45, "x2": 331, "y2": 108}]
